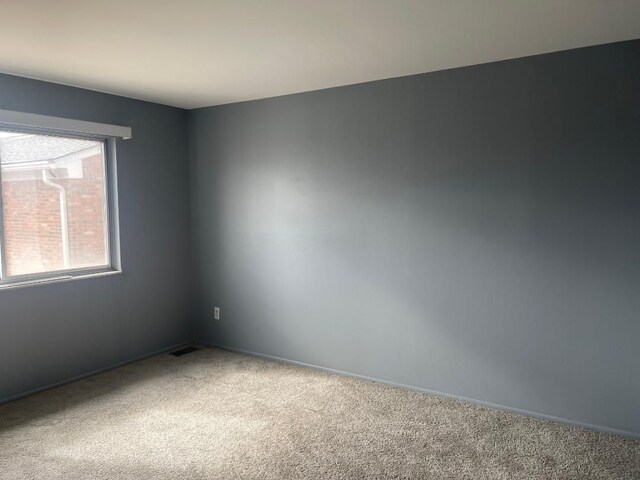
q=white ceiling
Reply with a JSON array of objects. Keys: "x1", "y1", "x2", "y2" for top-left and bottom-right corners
[{"x1": 0, "y1": 1, "x2": 639, "y2": 109}]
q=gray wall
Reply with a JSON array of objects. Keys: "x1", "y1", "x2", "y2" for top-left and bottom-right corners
[
  {"x1": 0, "y1": 74, "x2": 193, "y2": 401},
  {"x1": 189, "y1": 40, "x2": 640, "y2": 436}
]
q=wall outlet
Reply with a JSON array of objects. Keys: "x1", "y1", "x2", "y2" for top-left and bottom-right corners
[{"x1": 214, "y1": 307, "x2": 221, "y2": 320}]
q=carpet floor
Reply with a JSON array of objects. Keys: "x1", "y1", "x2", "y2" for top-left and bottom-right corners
[{"x1": 0, "y1": 347, "x2": 638, "y2": 479}]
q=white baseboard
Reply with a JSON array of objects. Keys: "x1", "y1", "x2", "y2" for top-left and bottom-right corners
[
  {"x1": 0, "y1": 341, "x2": 192, "y2": 405},
  {"x1": 199, "y1": 341, "x2": 640, "y2": 441},
  {"x1": 5, "y1": 338, "x2": 637, "y2": 441}
]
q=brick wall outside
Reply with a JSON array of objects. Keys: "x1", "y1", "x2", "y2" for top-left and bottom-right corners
[{"x1": 1, "y1": 154, "x2": 107, "y2": 276}]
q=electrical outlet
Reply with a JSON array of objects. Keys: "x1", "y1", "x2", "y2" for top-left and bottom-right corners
[{"x1": 214, "y1": 307, "x2": 221, "y2": 320}]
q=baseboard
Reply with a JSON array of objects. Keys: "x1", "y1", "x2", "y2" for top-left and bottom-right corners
[
  {"x1": 198, "y1": 340, "x2": 640, "y2": 441},
  {"x1": 0, "y1": 340, "x2": 193, "y2": 405}
]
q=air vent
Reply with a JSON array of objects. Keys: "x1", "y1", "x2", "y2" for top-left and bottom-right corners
[{"x1": 170, "y1": 346, "x2": 199, "y2": 357}]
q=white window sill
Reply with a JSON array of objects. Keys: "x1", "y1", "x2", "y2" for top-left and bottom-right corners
[{"x1": 0, "y1": 269, "x2": 122, "y2": 291}]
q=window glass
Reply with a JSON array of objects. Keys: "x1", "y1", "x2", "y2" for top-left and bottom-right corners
[{"x1": 0, "y1": 131, "x2": 109, "y2": 277}]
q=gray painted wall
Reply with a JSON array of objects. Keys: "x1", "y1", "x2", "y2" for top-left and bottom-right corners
[
  {"x1": 189, "y1": 40, "x2": 640, "y2": 436},
  {"x1": 0, "y1": 73, "x2": 193, "y2": 401}
]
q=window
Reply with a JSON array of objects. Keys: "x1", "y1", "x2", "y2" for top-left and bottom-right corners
[{"x1": 0, "y1": 112, "x2": 127, "y2": 288}]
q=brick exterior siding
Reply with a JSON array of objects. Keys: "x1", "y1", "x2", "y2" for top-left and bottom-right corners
[{"x1": 1, "y1": 154, "x2": 107, "y2": 276}]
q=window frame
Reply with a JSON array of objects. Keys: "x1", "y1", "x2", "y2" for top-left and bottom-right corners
[{"x1": 0, "y1": 128, "x2": 122, "y2": 289}]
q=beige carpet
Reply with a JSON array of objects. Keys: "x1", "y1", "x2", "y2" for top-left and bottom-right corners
[{"x1": 0, "y1": 347, "x2": 638, "y2": 479}]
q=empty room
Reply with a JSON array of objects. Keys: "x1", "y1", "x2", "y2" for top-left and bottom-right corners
[{"x1": 0, "y1": 1, "x2": 639, "y2": 479}]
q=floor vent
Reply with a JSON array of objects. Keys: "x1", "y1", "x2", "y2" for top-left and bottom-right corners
[{"x1": 170, "y1": 346, "x2": 199, "y2": 357}]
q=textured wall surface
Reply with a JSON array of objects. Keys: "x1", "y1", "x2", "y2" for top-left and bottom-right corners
[
  {"x1": 0, "y1": 73, "x2": 193, "y2": 400},
  {"x1": 189, "y1": 40, "x2": 640, "y2": 436}
]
